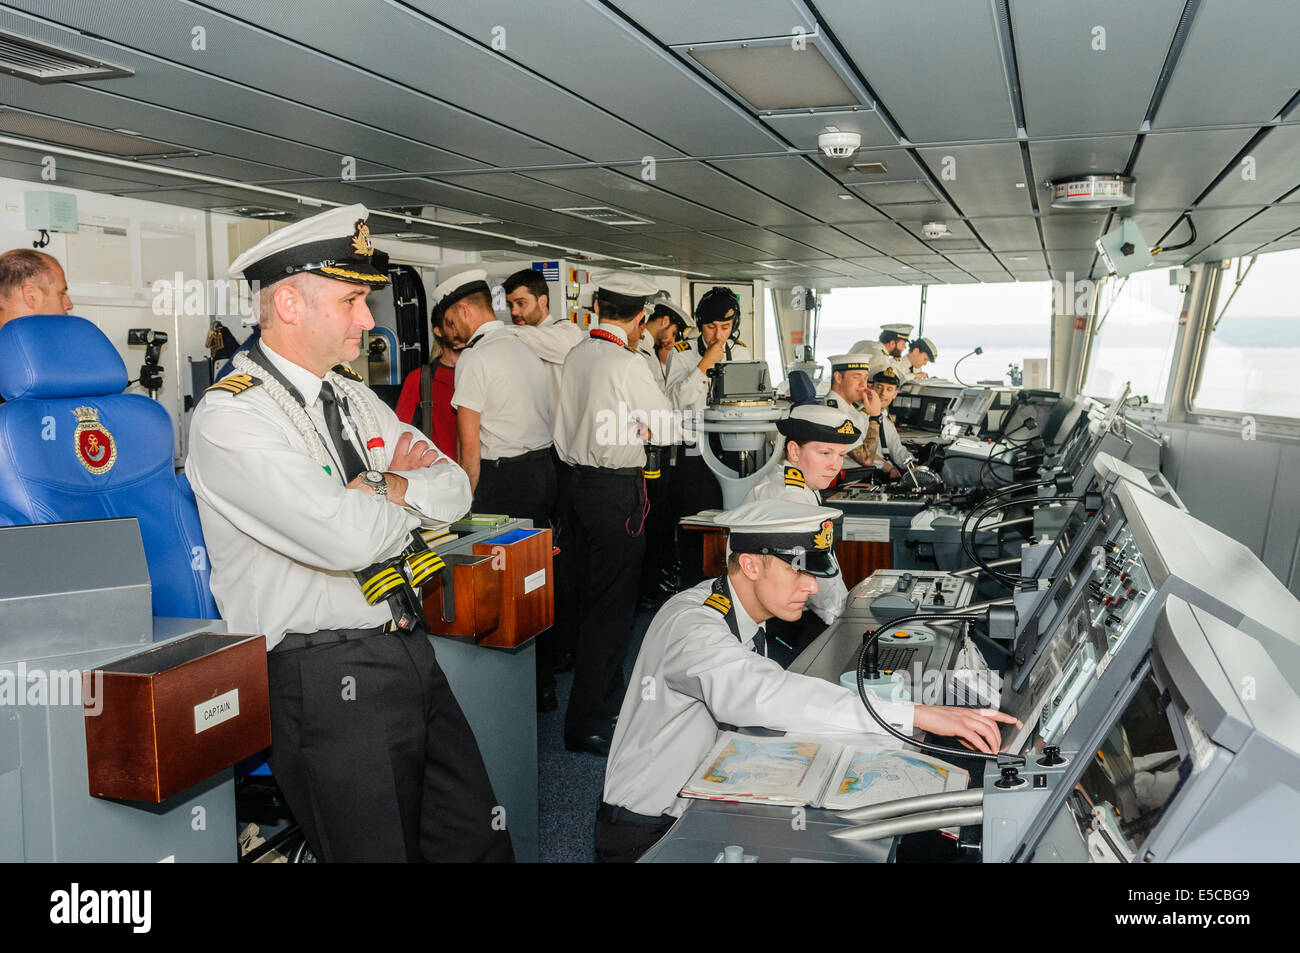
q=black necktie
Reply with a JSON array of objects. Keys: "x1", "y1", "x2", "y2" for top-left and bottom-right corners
[
  {"x1": 318, "y1": 381, "x2": 368, "y2": 482},
  {"x1": 752, "y1": 625, "x2": 767, "y2": 658}
]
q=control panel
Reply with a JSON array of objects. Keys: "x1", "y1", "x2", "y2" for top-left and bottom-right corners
[
  {"x1": 846, "y1": 569, "x2": 971, "y2": 616},
  {"x1": 1085, "y1": 526, "x2": 1152, "y2": 649}
]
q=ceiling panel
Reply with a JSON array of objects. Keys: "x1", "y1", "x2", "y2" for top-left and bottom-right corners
[
  {"x1": 760, "y1": 108, "x2": 897, "y2": 150},
  {"x1": 1012, "y1": 0, "x2": 1185, "y2": 136},
  {"x1": 816, "y1": 0, "x2": 1015, "y2": 144},
  {"x1": 640, "y1": 163, "x2": 818, "y2": 227},
  {"x1": 7, "y1": 2, "x2": 584, "y2": 170},
  {"x1": 1193, "y1": 204, "x2": 1300, "y2": 252},
  {"x1": 199, "y1": 0, "x2": 687, "y2": 163},
  {"x1": 768, "y1": 225, "x2": 875, "y2": 257},
  {"x1": 915, "y1": 143, "x2": 1033, "y2": 218},
  {"x1": 610, "y1": 0, "x2": 814, "y2": 46},
  {"x1": 1130, "y1": 128, "x2": 1255, "y2": 213},
  {"x1": 1040, "y1": 210, "x2": 1108, "y2": 250},
  {"x1": 835, "y1": 221, "x2": 932, "y2": 256},
  {"x1": 942, "y1": 251, "x2": 1005, "y2": 272},
  {"x1": 1028, "y1": 136, "x2": 1137, "y2": 182},
  {"x1": 706, "y1": 227, "x2": 825, "y2": 258},
  {"x1": 416, "y1": 0, "x2": 786, "y2": 156},
  {"x1": 1154, "y1": 0, "x2": 1300, "y2": 129},
  {"x1": 1047, "y1": 249, "x2": 1097, "y2": 281},
  {"x1": 1132, "y1": 206, "x2": 1255, "y2": 267},
  {"x1": 997, "y1": 249, "x2": 1051, "y2": 273},
  {"x1": 1194, "y1": 123, "x2": 1300, "y2": 209},
  {"x1": 710, "y1": 155, "x2": 887, "y2": 222},
  {"x1": 968, "y1": 216, "x2": 1042, "y2": 251},
  {"x1": 526, "y1": 167, "x2": 747, "y2": 231}
]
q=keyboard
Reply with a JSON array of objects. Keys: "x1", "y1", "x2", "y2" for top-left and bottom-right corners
[{"x1": 873, "y1": 646, "x2": 917, "y2": 674}]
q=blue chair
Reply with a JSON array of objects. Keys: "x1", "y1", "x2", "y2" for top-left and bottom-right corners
[{"x1": 0, "y1": 315, "x2": 218, "y2": 619}]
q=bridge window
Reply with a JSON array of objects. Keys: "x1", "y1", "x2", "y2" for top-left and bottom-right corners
[
  {"x1": 815, "y1": 281, "x2": 1051, "y2": 385},
  {"x1": 1193, "y1": 249, "x2": 1300, "y2": 420},
  {"x1": 1083, "y1": 268, "x2": 1184, "y2": 405}
]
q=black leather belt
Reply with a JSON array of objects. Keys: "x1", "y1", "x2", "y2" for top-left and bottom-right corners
[
  {"x1": 273, "y1": 620, "x2": 399, "y2": 653},
  {"x1": 484, "y1": 446, "x2": 552, "y2": 469},
  {"x1": 572, "y1": 464, "x2": 643, "y2": 479},
  {"x1": 597, "y1": 802, "x2": 675, "y2": 829}
]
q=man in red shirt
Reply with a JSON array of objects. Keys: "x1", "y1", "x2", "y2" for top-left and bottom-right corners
[{"x1": 396, "y1": 304, "x2": 461, "y2": 461}]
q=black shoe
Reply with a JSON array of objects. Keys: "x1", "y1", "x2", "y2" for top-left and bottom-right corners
[
  {"x1": 553, "y1": 651, "x2": 575, "y2": 674},
  {"x1": 564, "y1": 732, "x2": 611, "y2": 757},
  {"x1": 537, "y1": 684, "x2": 558, "y2": 713}
]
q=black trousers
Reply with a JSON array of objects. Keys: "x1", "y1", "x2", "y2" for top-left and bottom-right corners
[
  {"x1": 639, "y1": 453, "x2": 675, "y2": 596},
  {"x1": 472, "y1": 448, "x2": 556, "y2": 531},
  {"x1": 562, "y1": 467, "x2": 647, "y2": 738},
  {"x1": 474, "y1": 449, "x2": 559, "y2": 691},
  {"x1": 266, "y1": 627, "x2": 514, "y2": 862},
  {"x1": 550, "y1": 450, "x2": 577, "y2": 659},
  {"x1": 594, "y1": 801, "x2": 675, "y2": 863}
]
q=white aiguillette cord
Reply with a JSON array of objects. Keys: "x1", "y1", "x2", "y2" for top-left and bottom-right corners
[{"x1": 232, "y1": 348, "x2": 386, "y2": 477}]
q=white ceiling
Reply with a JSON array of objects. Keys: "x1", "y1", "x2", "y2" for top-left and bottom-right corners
[{"x1": 0, "y1": 0, "x2": 1297, "y2": 287}]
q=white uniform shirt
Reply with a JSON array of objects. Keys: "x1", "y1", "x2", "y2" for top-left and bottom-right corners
[
  {"x1": 186, "y1": 343, "x2": 471, "y2": 650},
  {"x1": 825, "y1": 391, "x2": 872, "y2": 473},
  {"x1": 602, "y1": 576, "x2": 914, "y2": 818},
  {"x1": 741, "y1": 464, "x2": 848, "y2": 624},
  {"x1": 664, "y1": 339, "x2": 753, "y2": 411},
  {"x1": 512, "y1": 314, "x2": 585, "y2": 416},
  {"x1": 451, "y1": 319, "x2": 552, "y2": 460},
  {"x1": 553, "y1": 324, "x2": 676, "y2": 469},
  {"x1": 868, "y1": 346, "x2": 906, "y2": 380},
  {"x1": 638, "y1": 337, "x2": 671, "y2": 393},
  {"x1": 874, "y1": 412, "x2": 915, "y2": 468}
]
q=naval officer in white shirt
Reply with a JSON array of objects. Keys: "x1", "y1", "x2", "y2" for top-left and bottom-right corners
[
  {"x1": 186, "y1": 204, "x2": 511, "y2": 863},
  {"x1": 596, "y1": 499, "x2": 1019, "y2": 862}
]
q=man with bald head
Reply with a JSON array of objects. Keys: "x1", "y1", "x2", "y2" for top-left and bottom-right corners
[{"x1": 0, "y1": 250, "x2": 73, "y2": 328}]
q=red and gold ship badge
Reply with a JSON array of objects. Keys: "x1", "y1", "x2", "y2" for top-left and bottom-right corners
[{"x1": 72, "y1": 406, "x2": 117, "y2": 475}]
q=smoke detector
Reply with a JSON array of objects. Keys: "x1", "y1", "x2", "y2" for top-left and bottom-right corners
[
  {"x1": 818, "y1": 131, "x2": 861, "y2": 158},
  {"x1": 921, "y1": 221, "x2": 951, "y2": 240}
]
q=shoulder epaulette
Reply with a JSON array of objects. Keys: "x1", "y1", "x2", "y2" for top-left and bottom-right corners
[
  {"x1": 825, "y1": 398, "x2": 837, "y2": 408},
  {"x1": 784, "y1": 465, "x2": 806, "y2": 488},
  {"x1": 206, "y1": 373, "x2": 262, "y2": 397},
  {"x1": 703, "y1": 591, "x2": 732, "y2": 616},
  {"x1": 674, "y1": 341, "x2": 691, "y2": 352},
  {"x1": 332, "y1": 363, "x2": 363, "y2": 381}
]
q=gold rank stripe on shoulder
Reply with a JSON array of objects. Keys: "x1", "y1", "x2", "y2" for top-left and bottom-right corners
[
  {"x1": 674, "y1": 341, "x2": 691, "y2": 352},
  {"x1": 704, "y1": 592, "x2": 732, "y2": 616},
  {"x1": 332, "y1": 362, "x2": 363, "y2": 381},
  {"x1": 784, "y1": 466, "x2": 806, "y2": 487},
  {"x1": 205, "y1": 373, "x2": 262, "y2": 397}
]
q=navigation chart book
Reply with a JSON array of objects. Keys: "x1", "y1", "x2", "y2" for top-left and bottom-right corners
[{"x1": 680, "y1": 732, "x2": 969, "y2": 810}]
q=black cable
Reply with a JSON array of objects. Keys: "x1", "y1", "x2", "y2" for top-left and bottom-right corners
[
  {"x1": 959, "y1": 478, "x2": 1054, "y2": 574},
  {"x1": 1151, "y1": 214, "x2": 1196, "y2": 254},
  {"x1": 968, "y1": 495, "x2": 1095, "y2": 588},
  {"x1": 855, "y1": 611, "x2": 1001, "y2": 762}
]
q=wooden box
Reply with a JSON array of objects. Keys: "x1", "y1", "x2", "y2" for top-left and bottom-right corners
[
  {"x1": 84, "y1": 633, "x2": 270, "y2": 803},
  {"x1": 423, "y1": 553, "x2": 502, "y2": 639},
  {"x1": 472, "y1": 527, "x2": 553, "y2": 648}
]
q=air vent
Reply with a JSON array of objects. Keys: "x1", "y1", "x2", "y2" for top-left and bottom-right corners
[
  {"x1": 210, "y1": 205, "x2": 295, "y2": 220},
  {"x1": 683, "y1": 37, "x2": 863, "y2": 113},
  {"x1": 851, "y1": 162, "x2": 889, "y2": 175},
  {"x1": 0, "y1": 30, "x2": 133, "y2": 84},
  {"x1": 553, "y1": 206, "x2": 653, "y2": 226},
  {"x1": 0, "y1": 111, "x2": 184, "y2": 157}
]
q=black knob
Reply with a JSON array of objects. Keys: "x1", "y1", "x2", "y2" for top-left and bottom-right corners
[
  {"x1": 1038, "y1": 745, "x2": 1065, "y2": 767},
  {"x1": 995, "y1": 765, "x2": 1023, "y2": 788}
]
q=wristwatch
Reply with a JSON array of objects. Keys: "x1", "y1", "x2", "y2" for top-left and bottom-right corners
[{"x1": 362, "y1": 469, "x2": 388, "y2": 497}]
